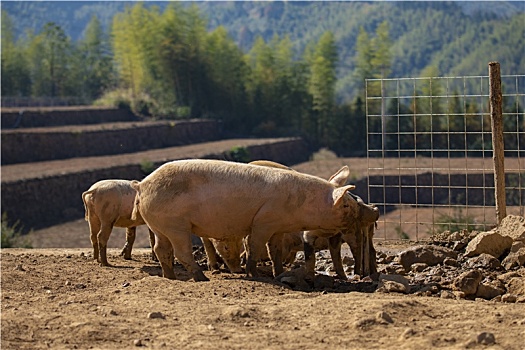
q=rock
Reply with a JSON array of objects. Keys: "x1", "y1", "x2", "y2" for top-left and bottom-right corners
[
  {"x1": 443, "y1": 257, "x2": 459, "y2": 267},
  {"x1": 428, "y1": 266, "x2": 445, "y2": 276},
  {"x1": 465, "y1": 231, "x2": 513, "y2": 259},
  {"x1": 453, "y1": 239, "x2": 469, "y2": 251},
  {"x1": 133, "y1": 339, "x2": 143, "y2": 347},
  {"x1": 378, "y1": 262, "x2": 406, "y2": 275},
  {"x1": 453, "y1": 291, "x2": 466, "y2": 299},
  {"x1": 377, "y1": 280, "x2": 408, "y2": 294},
  {"x1": 313, "y1": 274, "x2": 334, "y2": 290},
  {"x1": 280, "y1": 276, "x2": 297, "y2": 285},
  {"x1": 506, "y1": 277, "x2": 525, "y2": 296},
  {"x1": 398, "y1": 328, "x2": 416, "y2": 340},
  {"x1": 411, "y1": 263, "x2": 427, "y2": 273},
  {"x1": 376, "y1": 311, "x2": 393, "y2": 324},
  {"x1": 342, "y1": 256, "x2": 355, "y2": 266},
  {"x1": 397, "y1": 245, "x2": 458, "y2": 271},
  {"x1": 497, "y1": 271, "x2": 522, "y2": 284},
  {"x1": 440, "y1": 290, "x2": 456, "y2": 299},
  {"x1": 475, "y1": 282, "x2": 505, "y2": 300},
  {"x1": 502, "y1": 248, "x2": 525, "y2": 270},
  {"x1": 501, "y1": 294, "x2": 517, "y2": 303},
  {"x1": 448, "y1": 231, "x2": 464, "y2": 241},
  {"x1": 476, "y1": 332, "x2": 496, "y2": 345},
  {"x1": 13, "y1": 264, "x2": 25, "y2": 271},
  {"x1": 353, "y1": 317, "x2": 376, "y2": 329},
  {"x1": 147, "y1": 312, "x2": 165, "y2": 319},
  {"x1": 499, "y1": 215, "x2": 525, "y2": 241},
  {"x1": 276, "y1": 268, "x2": 311, "y2": 291},
  {"x1": 223, "y1": 306, "x2": 252, "y2": 319},
  {"x1": 466, "y1": 253, "x2": 502, "y2": 270},
  {"x1": 453, "y1": 270, "x2": 483, "y2": 295},
  {"x1": 377, "y1": 252, "x2": 394, "y2": 264},
  {"x1": 511, "y1": 241, "x2": 525, "y2": 253},
  {"x1": 379, "y1": 273, "x2": 410, "y2": 290}
]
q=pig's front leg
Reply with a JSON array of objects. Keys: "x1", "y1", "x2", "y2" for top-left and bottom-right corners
[
  {"x1": 202, "y1": 237, "x2": 221, "y2": 273},
  {"x1": 245, "y1": 230, "x2": 274, "y2": 278}
]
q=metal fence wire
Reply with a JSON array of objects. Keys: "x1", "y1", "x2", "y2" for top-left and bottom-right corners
[{"x1": 365, "y1": 74, "x2": 525, "y2": 241}]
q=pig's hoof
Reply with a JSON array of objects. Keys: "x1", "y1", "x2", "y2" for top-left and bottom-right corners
[
  {"x1": 163, "y1": 272, "x2": 177, "y2": 280},
  {"x1": 193, "y1": 271, "x2": 209, "y2": 282}
]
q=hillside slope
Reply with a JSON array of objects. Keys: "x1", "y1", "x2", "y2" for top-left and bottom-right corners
[{"x1": 3, "y1": 1, "x2": 524, "y2": 102}]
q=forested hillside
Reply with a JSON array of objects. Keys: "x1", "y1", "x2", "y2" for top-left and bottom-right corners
[
  {"x1": 3, "y1": 1, "x2": 524, "y2": 101},
  {"x1": 2, "y1": 1, "x2": 524, "y2": 156}
]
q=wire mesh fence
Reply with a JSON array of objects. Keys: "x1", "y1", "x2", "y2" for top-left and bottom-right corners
[{"x1": 365, "y1": 73, "x2": 525, "y2": 241}]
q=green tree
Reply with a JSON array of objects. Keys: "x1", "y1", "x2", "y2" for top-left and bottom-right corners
[
  {"x1": 205, "y1": 26, "x2": 249, "y2": 130},
  {"x1": 1, "y1": 10, "x2": 31, "y2": 97},
  {"x1": 76, "y1": 15, "x2": 114, "y2": 100},
  {"x1": 371, "y1": 21, "x2": 392, "y2": 80},
  {"x1": 39, "y1": 22, "x2": 71, "y2": 97},
  {"x1": 245, "y1": 35, "x2": 277, "y2": 131},
  {"x1": 355, "y1": 26, "x2": 374, "y2": 96},
  {"x1": 25, "y1": 22, "x2": 72, "y2": 98},
  {"x1": 308, "y1": 31, "x2": 338, "y2": 145},
  {"x1": 112, "y1": 3, "x2": 153, "y2": 98}
]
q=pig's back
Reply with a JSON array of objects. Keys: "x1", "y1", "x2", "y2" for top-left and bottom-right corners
[{"x1": 141, "y1": 159, "x2": 327, "y2": 197}]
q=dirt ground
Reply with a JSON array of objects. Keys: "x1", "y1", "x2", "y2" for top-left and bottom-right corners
[
  {"x1": 2, "y1": 246, "x2": 524, "y2": 350},
  {"x1": 3, "y1": 150, "x2": 525, "y2": 349}
]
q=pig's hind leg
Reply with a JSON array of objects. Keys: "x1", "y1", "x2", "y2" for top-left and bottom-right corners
[
  {"x1": 328, "y1": 232, "x2": 346, "y2": 279},
  {"x1": 120, "y1": 227, "x2": 136, "y2": 260},
  {"x1": 153, "y1": 232, "x2": 176, "y2": 279},
  {"x1": 167, "y1": 231, "x2": 209, "y2": 282},
  {"x1": 267, "y1": 232, "x2": 285, "y2": 277}
]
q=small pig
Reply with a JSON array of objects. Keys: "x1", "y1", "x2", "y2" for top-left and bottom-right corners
[
  {"x1": 201, "y1": 237, "x2": 244, "y2": 274},
  {"x1": 82, "y1": 179, "x2": 156, "y2": 266},
  {"x1": 239, "y1": 231, "x2": 305, "y2": 267},
  {"x1": 131, "y1": 159, "x2": 361, "y2": 281}
]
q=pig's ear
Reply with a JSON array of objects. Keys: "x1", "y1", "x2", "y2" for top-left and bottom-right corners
[
  {"x1": 131, "y1": 180, "x2": 140, "y2": 192},
  {"x1": 328, "y1": 166, "x2": 350, "y2": 186},
  {"x1": 333, "y1": 184, "x2": 356, "y2": 207}
]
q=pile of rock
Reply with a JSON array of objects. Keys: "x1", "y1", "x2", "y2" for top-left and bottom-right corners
[{"x1": 277, "y1": 215, "x2": 525, "y2": 301}]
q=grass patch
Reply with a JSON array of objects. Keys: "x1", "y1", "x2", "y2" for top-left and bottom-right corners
[{"x1": 1, "y1": 213, "x2": 32, "y2": 248}]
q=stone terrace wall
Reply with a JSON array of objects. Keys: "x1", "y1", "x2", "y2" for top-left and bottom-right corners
[
  {"x1": 1, "y1": 107, "x2": 138, "y2": 129},
  {"x1": 2, "y1": 138, "x2": 311, "y2": 232},
  {"x1": 2, "y1": 119, "x2": 221, "y2": 165},
  {"x1": 369, "y1": 172, "x2": 525, "y2": 208}
]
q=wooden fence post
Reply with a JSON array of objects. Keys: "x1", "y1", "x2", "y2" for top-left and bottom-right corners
[{"x1": 489, "y1": 61, "x2": 506, "y2": 224}]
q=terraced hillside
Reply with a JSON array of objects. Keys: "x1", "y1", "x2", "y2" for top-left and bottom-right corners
[{"x1": 1, "y1": 107, "x2": 311, "y2": 236}]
